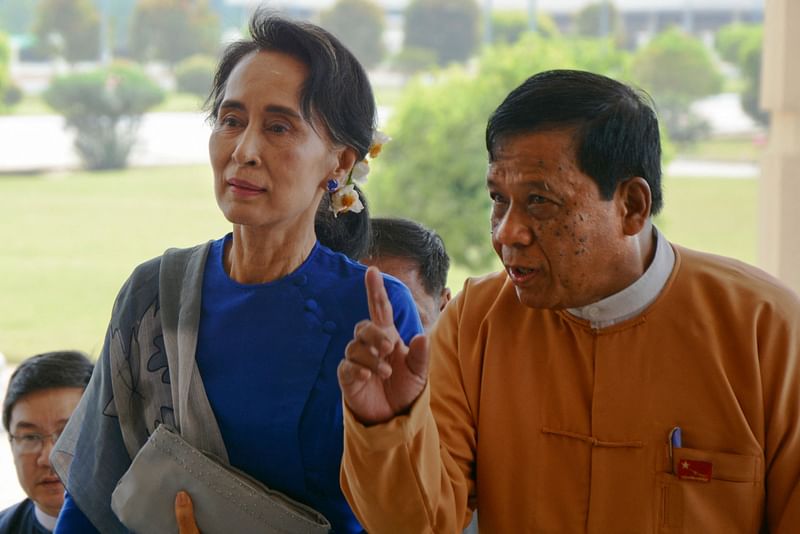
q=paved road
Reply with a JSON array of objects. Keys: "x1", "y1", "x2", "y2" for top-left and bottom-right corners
[
  {"x1": 668, "y1": 158, "x2": 759, "y2": 179},
  {"x1": 690, "y1": 92, "x2": 759, "y2": 137},
  {"x1": 1, "y1": 112, "x2": 211, "y2": 172}
]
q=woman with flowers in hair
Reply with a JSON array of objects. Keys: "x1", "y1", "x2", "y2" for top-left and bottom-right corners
[{"x1": 51, "y1": 11, "x2": 421, "y2": 534}]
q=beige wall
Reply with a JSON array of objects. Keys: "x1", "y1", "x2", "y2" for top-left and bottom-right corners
[{"x1": 759, "y1": 0, "x2": 800, "y2": 294}]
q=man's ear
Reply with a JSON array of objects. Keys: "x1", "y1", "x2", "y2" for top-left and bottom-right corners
[
  {"x1": 617, "y1": 177, "x2": 652, "y2": 236},
  {"x1": 439, "y1": 287, "x2": 452, "y2": 312}
]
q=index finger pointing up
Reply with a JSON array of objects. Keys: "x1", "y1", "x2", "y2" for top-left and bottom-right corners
[{"x1": 365, "y1": 266, "x2": 394, "y2": 327}]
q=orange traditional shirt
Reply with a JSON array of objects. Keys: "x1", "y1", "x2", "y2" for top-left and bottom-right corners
[{"x1": 342, "y1": 244, "x2": 800, "y2": 533}]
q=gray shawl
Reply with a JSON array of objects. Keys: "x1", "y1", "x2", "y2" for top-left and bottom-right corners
[{"x1": 52, "y1": 242, "x2": 229, "y2": 532}]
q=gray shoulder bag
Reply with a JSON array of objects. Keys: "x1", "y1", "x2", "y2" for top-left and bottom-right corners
[{"x1": 111, "y1": 424, "x2": 332, "y2": 534}]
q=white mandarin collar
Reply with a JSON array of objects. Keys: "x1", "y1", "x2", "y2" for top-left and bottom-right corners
[{"x1": 567, "y1": 226, "x2": 675, "y2": 329}]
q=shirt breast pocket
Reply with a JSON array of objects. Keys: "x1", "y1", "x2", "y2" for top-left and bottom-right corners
[{"x1": 655, "y1": 446, "x2": 764, "y2": 533}]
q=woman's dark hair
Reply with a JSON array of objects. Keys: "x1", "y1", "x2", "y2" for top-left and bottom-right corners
[
  {"x1": 315, "y1": 185, "x2": 371, "y2": 260},
  {"x1": 3, "y1": 350, "x2": 94, "y2": 431},
  {"x1": 486, "y1": 69, "x2": 663, "y2": 215},
  {"x1": 206, "y1": 10, "x2": 376, "y2": 253}
]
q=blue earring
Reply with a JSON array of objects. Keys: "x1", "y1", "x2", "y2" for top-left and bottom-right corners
[{"x1": 326, "y1": 179, "x2": 339, "y2": 192}]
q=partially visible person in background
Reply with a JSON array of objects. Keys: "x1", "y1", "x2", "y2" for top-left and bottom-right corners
[
  {"x1": 0, "y1": 351, "x2": 93, "y2": 534},
  {"x1": 361, "y1": 217, "x2": 451, "y2": 331}
]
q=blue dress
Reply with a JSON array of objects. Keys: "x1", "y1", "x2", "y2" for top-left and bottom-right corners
[{"x1": 54, "y1": 236, "x2": 422, "y2": 533}]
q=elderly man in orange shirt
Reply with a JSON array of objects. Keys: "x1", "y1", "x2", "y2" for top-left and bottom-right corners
[{"x1": 338, "y1": 70, "x2": 800, "y2": 533}]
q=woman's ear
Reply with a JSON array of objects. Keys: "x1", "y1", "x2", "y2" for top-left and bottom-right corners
[
  {"x1": 331, "y1": 146, "x2": 359, "y2": 182},
  {"x1": 617, "y1": 176, "x2": 652, "y2": 236}
]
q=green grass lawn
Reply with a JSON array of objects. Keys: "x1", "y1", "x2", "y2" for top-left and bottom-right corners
[
  {"x1": 659, "y1": 176, "x2": 757, "y2": 265},
  {"x1": 9, "y1": 93, "x2": 53, "y2": 115},
  {"x1": 680, "y1": 136, "x2": 765, "y2": 162},
  {"x1": 0, "y1": 168, "x2": 758, "y2": 363},
  {"x1": 373, "y1": 85, "x2": 406, "y2": 108},
  {"x1": 0, "y1": 166, "x2": 230, "y2": 362}
]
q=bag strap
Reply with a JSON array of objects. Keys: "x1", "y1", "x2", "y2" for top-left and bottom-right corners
[{"x1": 159, "y1": 242, "x2": 230, "y2": 463}]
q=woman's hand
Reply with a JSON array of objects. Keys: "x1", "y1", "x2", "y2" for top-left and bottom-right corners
[
  {"x1": 338, "y1": 267, "x2": 429, "y2": 425},
  {"x1": 175, "y1": 491, "x2": 200, "y2": 534}
]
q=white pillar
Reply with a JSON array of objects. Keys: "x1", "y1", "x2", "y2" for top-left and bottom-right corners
[{"x1": 759, "y1": 0, "x2": 800, "y2": 293}]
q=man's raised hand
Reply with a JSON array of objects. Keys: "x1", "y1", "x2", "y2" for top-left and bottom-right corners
[{"x1": 338, "y1": 267, "x2": 429, "y2": 425}]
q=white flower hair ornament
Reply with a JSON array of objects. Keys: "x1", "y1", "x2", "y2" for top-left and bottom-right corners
[{"x1": 328, "y1": 130, "x2": 391, "y2": 216}]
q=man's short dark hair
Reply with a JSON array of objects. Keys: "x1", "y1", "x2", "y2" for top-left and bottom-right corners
[
  {"x1": 367, "y1": 218, "x2": 450, "y2": 297},
  {"x1": 486, "y1": 69, "x2": 663, "y2": 215},
  {"x1": 3, "y1": 351, "x2": 94, "y2": 431}
]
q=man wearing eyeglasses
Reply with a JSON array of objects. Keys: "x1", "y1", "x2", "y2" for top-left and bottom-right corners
[{"x1": 1, "y1": 351, "x2": 93, "y2": 534}]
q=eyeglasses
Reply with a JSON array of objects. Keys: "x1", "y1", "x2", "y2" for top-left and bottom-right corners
[{"x1": 9, "y1": 432, "x2": 62, "y2": 455}]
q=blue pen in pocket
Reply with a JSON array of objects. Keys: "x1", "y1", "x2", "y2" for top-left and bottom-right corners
[{"x1": 668, "y1": 426, "x2": 682, "y2": 473}]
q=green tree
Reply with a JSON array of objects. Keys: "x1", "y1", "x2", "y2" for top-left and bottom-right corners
[
  {"x1": 320, "y1": 0, "x2": 385, "y2": 70},
  {"x1": 403, "y1": 0, "x2": 480, "y2": 66},
  {"x1": 574, "y1": 1, "x2": 626, "y2": 47},
  {"x1": 0, "y1": 32, "x2": 12, "y2": 112},
  {"x1": 390, "y1": 47, "x2": 438, "y2": 76},
  {"x1": 104, "y1": 0, "x2": 138, "y2": 57},
  {"x1": 369, "y1": 35, "x2": 646, "y2": 270},
  {"x1": 491, "y1": 10, "x2": 559, "y2": 44},
  {"x1": 715, "y1": 23, "x2": 766, "y2": 125},
  {"x1": 631, "y1": 27, "x2": 723, "y2": 142},
  {"x1": 130, "y1": 0, "x2": 220, "y2": 67},
  {"x1": 739, "y1": 35, "x2": 766, "y2": 125},
  {"x1": 174, "y1": 54, "x2": 216, "y2": 98},
  {"x1": 0, "y1": 0, "x2": 39, "y2": 33},
  {"x1": 44, "y1": 62, "x2": 165, "y2": 170},
  {"x1": 33, "y1": 0, "x2": 100, "y2": 63},
  {"x1": 3, "y1": 83, "x2": 23, "y2": 108},
  {"x1": 0, "y1": 32, "x2": 24, "y2": 112},
  {"x1": 715, "y1": 22, "x2": 759, "y2": 65}
]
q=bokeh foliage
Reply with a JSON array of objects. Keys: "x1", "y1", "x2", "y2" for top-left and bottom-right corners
[
  {"x1": 175, "y1": 54, "x2": 216, "y2": 99},
  {"x1": 44, "y1": 62, "x2": 164, "y2": 169},
  {"x1": 403, "y1": 0, "x2": 480, "y2": 66},
  {"x1": 574, "y1": 1, "x2": 626, "y2": 48},
  {"x1": 715, "y1": 22, "x2": 765, "y2": 125},
  {"x1": 491, "y1": 10, "x2": 560, "y2": 43},
  {"x1": 320, "y1": 0, "x2": 386, "y2": 70},
  {"x1": 33, "y1": 0, "x2": 100, "y2": 62},
  {"x1": 631, "y1": 27, "x2": 723, "y2": 142},
  {"x1": 130, "y1": 0, "x2": 220, "y2": 67},
  {"x1": 0, "y1": 32, "x2": 12, "y2": 111},
  {"x1": 369, "y1": 34, "x2": 636, "y2": 269}
]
